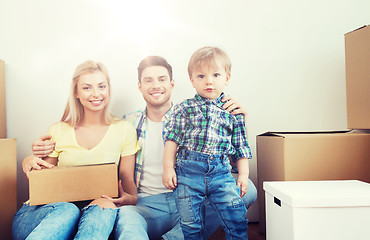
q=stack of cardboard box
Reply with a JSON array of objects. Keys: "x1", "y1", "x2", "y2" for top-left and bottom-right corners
[
  {"x1": 257, "y1": 25, "x2": 370, "y2": 234},
  {"x1": 0, "y1": 59, "x2": 17, "y2": 239}
]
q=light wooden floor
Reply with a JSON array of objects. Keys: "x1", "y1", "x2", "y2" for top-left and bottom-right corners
[{"x1": 209, "y1": 222, "x2": 266, "y2": 240}]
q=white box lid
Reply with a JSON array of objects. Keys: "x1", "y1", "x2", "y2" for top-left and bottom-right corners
[{"x1": 263, "y1": 180, "x2": 370, "y2": 208}]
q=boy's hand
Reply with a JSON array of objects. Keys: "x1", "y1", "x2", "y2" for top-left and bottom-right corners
[
  {"x1": 236, "y1": 173, "x2": 249, "y2": 198},
  {"x1": 162, "y1": 168, "x2": 177, "y2": 190},
  {"x1": 32, "y1": 135, "x2": 56, "y2": 158}
]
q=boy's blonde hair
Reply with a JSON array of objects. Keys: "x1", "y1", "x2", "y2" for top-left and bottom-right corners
[
  {"x1": 61, "y1": 60, "x2": 115, "y2": 126},
  {"x1": 187, "y1": 47, "x2": 232, "y2": 77}
]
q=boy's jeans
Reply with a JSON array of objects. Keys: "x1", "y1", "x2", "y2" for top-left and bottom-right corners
[
  {"x1": 175, "y1": 149, "x2": 248, "y2": 240},
  {"x1": 115, "y1": 151, "x2": 253, "y2": 240},
  {"x1": 12, "y1": 202, "x2": 117, "y2": 240}
]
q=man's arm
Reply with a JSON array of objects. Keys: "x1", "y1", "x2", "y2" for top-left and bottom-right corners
[
  {"x1": 32, "y1": 135, "x2": 56, "y2": 158},
  {"x1": 162, "y1": 140, "x2": 178, "y2": 190}
]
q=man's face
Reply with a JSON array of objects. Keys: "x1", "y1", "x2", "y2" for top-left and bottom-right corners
[{"x1": 138, "y1": 66, "x2": 174, "y2": 107}]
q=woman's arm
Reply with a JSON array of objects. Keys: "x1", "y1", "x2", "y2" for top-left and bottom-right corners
[
  {"x1": 22, "y1": 156, "x2": 57, "y2": 178},
  {"x1": 103, "y1": 154, "x2": 137, "y2": 207}
]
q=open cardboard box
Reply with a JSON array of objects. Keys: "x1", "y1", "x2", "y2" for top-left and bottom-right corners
[
  {"x1": 256, "y1": 131, "x2": 370, "y2": 234},
  {"x1": 345, "y1": 25, "x2": 370, "y2": 129},
  {"x1": 29, "y1": 163, "x2": 118, "y2": 206}
]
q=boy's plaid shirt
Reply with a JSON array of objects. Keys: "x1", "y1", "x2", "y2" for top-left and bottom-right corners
[
  {"x1": 123, "y1": 107, "x2": 173, "y2": 187},
  {"x1": 164, "y1": 93, "x2": 252, "y2": 162}
]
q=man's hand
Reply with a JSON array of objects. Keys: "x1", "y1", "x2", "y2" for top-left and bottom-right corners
[
  {"x1": 162, "y1": 168, "x2": 177, "y2": 190},
  {"x1": 221, "y1": 95, "x2": 247, "y2": 117},
  {"x1": 32, "y1": 135, "x2": 55, "y2": 158},
  {"x1": 22, "y1": 155, "x2": 54, "y2": 178}
]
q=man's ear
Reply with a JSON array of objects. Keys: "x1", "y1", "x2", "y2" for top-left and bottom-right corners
[
  {"x1": 170, "y1": 79, "x2": 175, "y2": 89},
  {"x1": 138, "y1": 81, "x2": 142, "y2": 92}
]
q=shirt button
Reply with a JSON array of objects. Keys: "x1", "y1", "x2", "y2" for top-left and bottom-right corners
[{"x1": 209, "y1": 156, "x2": 214, "y2": 161}]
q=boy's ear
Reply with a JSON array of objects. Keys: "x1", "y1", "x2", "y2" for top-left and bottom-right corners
[{"x1": 225, "y1": 73, "x2": 231, "y2": 85}]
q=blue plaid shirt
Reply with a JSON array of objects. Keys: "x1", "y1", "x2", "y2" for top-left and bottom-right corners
[
  {"x1": 123, "y1": 107, "x2": 173, "y2": 187},
  {"x1": 164, "y1": 93, "x2": 252, "y2": 162}
]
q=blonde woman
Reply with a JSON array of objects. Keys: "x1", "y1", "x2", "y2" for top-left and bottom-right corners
[{"x1": 12, "y1": 60, "x2": 139, "y2": 240}]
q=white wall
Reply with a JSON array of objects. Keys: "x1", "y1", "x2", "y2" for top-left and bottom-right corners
[{"x1": 1, "y1": 0, "x2": 369, "y2": 222}]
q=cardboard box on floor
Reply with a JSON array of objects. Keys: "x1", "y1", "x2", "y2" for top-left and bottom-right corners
[
  {"x1": 256, "y1": 131, "x2": 370, "y2": 235},
  {"x1": 29, "y1": 163, "x2": 118, "y2": 206},
  {"x1": 0, "y1": 59, "x2": 6, "y2": 138},
  {"x1": 0, "y1": 138, "x2": 17, "y2": 240},
  {"x1": 345, "y1": 25, "x2": 370, "y2": 129}
]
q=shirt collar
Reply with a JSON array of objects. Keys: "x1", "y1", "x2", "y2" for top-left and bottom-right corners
[
  {"x1": 194, "y1": 92, "x2": 225, "y2": 108},
  {"x1": 143, "y1": 103, "x2": 174, "y2": 122}
]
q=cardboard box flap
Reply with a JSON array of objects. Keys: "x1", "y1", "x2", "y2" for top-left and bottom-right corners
[
  {"x1": 258, "y1": 131, "x2": 350, "y2": 138},
  {"x1": 345, "y1": 24, "x2": 369, "y2": 35},
  {"x1": 264, "y1": 180, "x2": 370, "y2": 208}
]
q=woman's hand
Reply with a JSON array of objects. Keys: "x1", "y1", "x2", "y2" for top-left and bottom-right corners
[
  {"x1": 102, "y1": 180, "x2": 138, "y2": 207},
  {"x1": 221, "y1": 95, "x2": 247, "y2": 117},
  {"x1": 22, "y1": 155, "x2": 55, "y2": 178},
  {"x1": 32, "y1": 135, "x2": 55, "y2": 158}
]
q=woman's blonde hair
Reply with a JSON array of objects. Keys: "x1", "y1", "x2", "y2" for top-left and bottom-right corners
[{"x1": 61, "y1": 60, "x2": 115, "y2": 126}]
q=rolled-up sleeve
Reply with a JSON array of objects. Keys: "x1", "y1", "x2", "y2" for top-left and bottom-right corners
[
  {"x1": 230, "y1": 114, "x2": 252, "y2": 162},
  {"x1": 164, "y1": 103, "x2": 187, "y2": 145}
]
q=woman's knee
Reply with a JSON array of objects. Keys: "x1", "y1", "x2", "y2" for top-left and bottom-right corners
[{"x1": 89, "y1": 198, "x2": 116, "y2": 209}]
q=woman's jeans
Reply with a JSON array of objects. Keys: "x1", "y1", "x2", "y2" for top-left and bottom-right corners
[
  {"x1": 175, "y1": 149, "x2": 248, "y2": 240},
  {"x1": 12, "y1": 202, "x2": 117, "y2": 240}
]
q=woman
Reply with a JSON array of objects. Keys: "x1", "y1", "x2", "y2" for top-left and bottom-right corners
[{"x1": 12, "y1": 60, "x2": 140, "y2": 240}]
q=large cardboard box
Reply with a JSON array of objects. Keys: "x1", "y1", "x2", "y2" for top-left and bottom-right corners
[
  {"x1": 0, "y1": 138, "x2": 17, "y2": 240},
  {"x1": 29, "y1": 163, "x2": 118, "y2": 205},
  {"x1": 0, "y1": 59, "x2": 6, "y2": 138},
  {"x1": 264, "y1": 180, "x2": 370, "y2": 240},
  {"x1": 345, "y1": 25, "x2": 370, "y2": 129},
  {"x1": 257, "y1": 131, "x2": 370, "y2": 234}
]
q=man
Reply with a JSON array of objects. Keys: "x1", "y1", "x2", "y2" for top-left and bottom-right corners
[{"x1": 32, "y1": 56, "x2": 257, "y2": 239}]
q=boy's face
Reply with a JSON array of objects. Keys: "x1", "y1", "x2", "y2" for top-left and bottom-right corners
[
  {"x1": 138, "y1": 66, "x2": 174, "y2": 107},
  {"x1": 190, "y1": 59, "x2": 230, "y2": 100}
]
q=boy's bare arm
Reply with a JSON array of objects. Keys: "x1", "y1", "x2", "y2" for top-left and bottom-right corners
[
  {"x1": 162, "y1": 140, "x2": 178, "y2": 190},
  {"x1": 236, "y1": 157, "x2": 249, "y2": 198}
]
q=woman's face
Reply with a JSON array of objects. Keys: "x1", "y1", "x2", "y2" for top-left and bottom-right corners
[{"x1": 75, "y1": 71, "x2": 110, "y2": 113}]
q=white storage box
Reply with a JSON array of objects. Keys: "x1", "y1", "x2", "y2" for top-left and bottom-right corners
[{"x1": 263, "y1": 180, "x2": 370, "y2": 240}]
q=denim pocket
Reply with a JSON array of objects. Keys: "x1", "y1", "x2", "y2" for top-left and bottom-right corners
[{"x1": 175, "y1": 184, "x2": 195, "y2": 223}]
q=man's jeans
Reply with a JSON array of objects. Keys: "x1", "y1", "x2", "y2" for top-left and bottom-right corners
[
  {"x1": 12, "y1": 202, "x2": 117, "y2": 240},
  {"x1": 175, "y1": 149, "x2": 248, "y2": 240},
  {"x1": 115, "y1": 162, "x2": 256, "y2": 240}
]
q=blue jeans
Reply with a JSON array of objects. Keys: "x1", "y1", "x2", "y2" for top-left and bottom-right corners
[
  {"x1": 12, "y1": 202, "x2": 117, "y2": 240},
  {"x1": 175, "y1": 149, "x2": 248, "y2": 240},
  {"x1": 115, "y1": 161, "x2": 256, "y2": 240}
]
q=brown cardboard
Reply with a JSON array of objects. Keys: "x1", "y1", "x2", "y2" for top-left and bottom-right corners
[
  {"x1": 0, "y1": 59, "x2": 6, "y2": 138},
  {"x1": 0, "y1": 138, "x2": 17, "y2": 240},
  {"x1": 257, "y1": 131, "x2": 370, "y2": 234},
  {"x1": 345, "y1": 25, "x2": 370, "y2": 129},
  {"x1": 29, "y1": 163, "x2": 118, "y2": 206}
]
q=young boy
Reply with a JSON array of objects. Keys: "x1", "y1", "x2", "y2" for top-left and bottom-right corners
[{"x1": 163, "y1": 47, "x2": 252, "y2": 240}]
